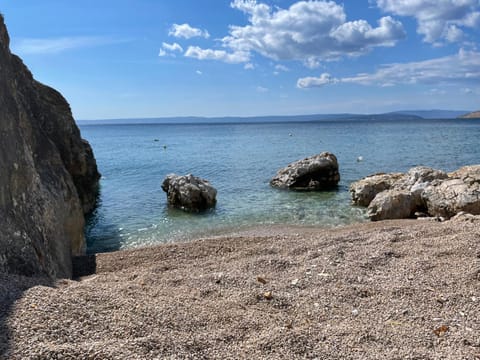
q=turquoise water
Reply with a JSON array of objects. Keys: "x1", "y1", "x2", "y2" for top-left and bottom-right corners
[{"x1": 80, "y1": 118, "x2": 480, "y2": 253}]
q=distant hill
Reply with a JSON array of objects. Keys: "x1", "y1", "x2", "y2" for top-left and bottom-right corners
[
  {"x1": 393, "y1": 110, "x2": 469, "y2": 119},
  {"x1": 77, "y1": 112, "x2": 421, "y2": 125},
  {"x1": 77, "y1": 114, "x2": 356, "y2": 125},
  {"x1": 459, "y1": 110, "x2": 480, "y2": 119}
]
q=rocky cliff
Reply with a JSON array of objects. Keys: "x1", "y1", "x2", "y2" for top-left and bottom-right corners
[{"x1": 0, "y1": 15, "x2": 100, "y2": 278}]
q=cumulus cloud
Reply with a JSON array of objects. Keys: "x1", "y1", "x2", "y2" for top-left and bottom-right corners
[
  {"x1": 297, "y1": 73, "x2": 338, "y2": 88},
  {"x1": 376, "y1": 0, "x2": 480, "y2": 43},
  {"x1": 186, "y1": 0, "x2": 405, "y2": 66},
  {"x1": 169, "y1": 23, "x2": 210, "y2": 39},
  {"x1": 244, "y1": 62, "x2": 255, "y2": 70},
  {"x1": 298, "y1": 49, "x2": 480, "y2": 88},
  {"x1": 226, "y1": 0, "x2": 405, "y2": 61},
  {"x1": 184, "y1": 46, "x2": 250, "y2": 64}
]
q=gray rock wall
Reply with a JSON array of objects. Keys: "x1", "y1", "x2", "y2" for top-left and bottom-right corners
[{"x1": 0, "y1": 15, "x2": 100, "y2": 278}]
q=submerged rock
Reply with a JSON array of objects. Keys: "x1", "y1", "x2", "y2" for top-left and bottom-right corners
[
  {"x1": 0, "y1": 15, "x2": 100, "y2": 278},
  {"x1": 270, "y1": 152, "x2": 340, "y2": 190},
  {"x1": 162, "y1": 174, "x2": 217, "y2": 212},
  {"x1": 351, "y1": 164, "x2": 480, "y2": 221}
]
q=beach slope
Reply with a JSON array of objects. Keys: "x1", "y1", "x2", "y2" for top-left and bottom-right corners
[{"x1": 2, "y1": 218, "x2": 480, "y2": 359}]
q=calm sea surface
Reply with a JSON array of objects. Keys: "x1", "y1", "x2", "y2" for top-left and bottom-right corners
[{"x1": 79, "y1": 118, "x2": 480, "y2": 253}]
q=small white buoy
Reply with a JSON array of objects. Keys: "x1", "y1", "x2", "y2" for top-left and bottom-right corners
[{"x1": 357, "y1": 156, "x2": 363, "y2": 162}]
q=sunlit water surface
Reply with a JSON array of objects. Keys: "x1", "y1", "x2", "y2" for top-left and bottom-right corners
[{"x1": 80, "y1": 118, "x2": 480, "y2": 253}]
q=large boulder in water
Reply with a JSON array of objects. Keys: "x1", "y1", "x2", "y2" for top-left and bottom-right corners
[
  {"x1": 270, "y1": 152, "x2": 340, "y2": 190},
  {"x1": 0, "y1": 15, "x2": 100, "y2": 278},
  {"x1": 162, "y1": 174, "x2": 217, "y2": 212}
]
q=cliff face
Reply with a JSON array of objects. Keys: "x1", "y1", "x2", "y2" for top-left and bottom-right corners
[{"x1": 0, "y1": 15, "x2": 100, "y2": 278}]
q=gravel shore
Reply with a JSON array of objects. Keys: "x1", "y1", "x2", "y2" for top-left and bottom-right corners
[{"x1": 1, "y1": 217, "x2": 479, "y2": 359}]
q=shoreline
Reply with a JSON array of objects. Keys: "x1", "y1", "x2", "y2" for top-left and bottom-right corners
[
  {"x1": 85, "y1": 214, "x2": 370, "y2": 254},
  {"x1": 2, "y1": 217, "x2": 480, "y2": 358}
]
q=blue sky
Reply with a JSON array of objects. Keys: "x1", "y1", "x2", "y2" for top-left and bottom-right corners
[{"x1": 1, "y1": 0, "x2": 479, "y2": 119}]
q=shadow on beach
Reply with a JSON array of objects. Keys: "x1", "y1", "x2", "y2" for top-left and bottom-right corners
[
  {"x1": 0, "y1": 257, "x2": 97, "y2": 357},
  {"x1": 0, "y1": 274, "x2": 52, "y2": 358}
]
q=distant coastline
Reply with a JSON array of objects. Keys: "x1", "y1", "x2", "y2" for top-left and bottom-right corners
[
  {"x1": 459, "y1": 110, "x2": 480, "y2": 119},
  {"x1": 76, "y1": 109, "x2": 471, "y2": 125}
]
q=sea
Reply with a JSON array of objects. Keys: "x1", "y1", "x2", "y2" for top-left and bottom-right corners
[{"x1": 79, "y1": 117, "x2": 480, "y2": 253}]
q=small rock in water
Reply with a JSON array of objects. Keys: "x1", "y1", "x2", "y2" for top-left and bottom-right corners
[{"x1": 161, "y1": 174, "x2": 217, "y2": 212}]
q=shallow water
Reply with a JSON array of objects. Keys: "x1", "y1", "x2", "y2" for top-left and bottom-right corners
[{"x1": 80, "y1": 118, "x2": 480, "y2": 253}]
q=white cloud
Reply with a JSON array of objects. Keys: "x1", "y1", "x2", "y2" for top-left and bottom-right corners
[
  {"x1": 169, "y1": 23, "x2": 210, "y2": 39},
  {"x1": 303, "y1": 57, "x2": 321, "y2": 69},
  {"x1": 244, "y1": 62, "x2": 255, "y2": 70},
  {"x1": 159, "y1": 42, "x2": 183, "y2": 57},
  {"x1": 162, "y1": 42, "x2": 183, "y2": 52},
  {"x1": 342, "y1": 49, "x2": 480, "y2": 86},
  {"x1": 297, "y1": 73, "x2": 338, "y2": 88},
  {"x1": 12, "y1": 36, "x2": 123, "y2": 55},
  {"x1": 196, "y1": 70, "x2": 203, "y2": 75},
  {"x1": 275, "y1": 64, "x2": 289, "y2": 72},
  {"x1": 185, "y1": 0, "x2": 405, "y2": 66},
  {"x1": 224, "y1": 0, "x2": 405, "y2": 64},
  {"x1": 298, "y1": 49, "x2": 480, "y2": 88},
  {"x1": 274, "y1": 64, "x2": 289, "y2": 75},
  {"x1": 256, "y1": 86, "x2": 269, "y2": 92},
  {"x1": 445, "y1": 25, "x2": 464, "y2": 42},
  {"x1": 376, "y1": 0, "x2": 480, "y2": 43},
  {"x1": 184, "y1": 46, "x2": 250, "y2": 64}
]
